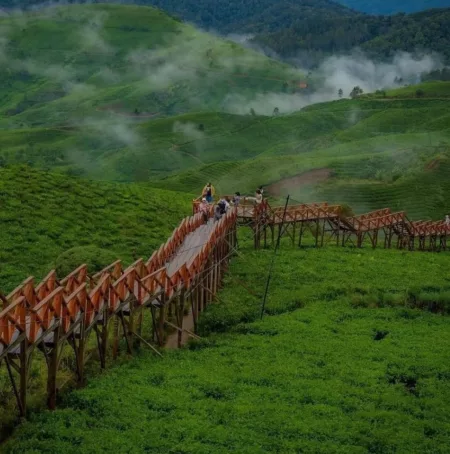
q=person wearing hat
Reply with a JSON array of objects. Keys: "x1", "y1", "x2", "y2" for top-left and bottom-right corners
[{"x1": 202, "y1": 182, "x2": 216, "y2": 203}]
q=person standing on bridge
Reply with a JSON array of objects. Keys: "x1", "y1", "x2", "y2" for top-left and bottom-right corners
[
  {"x1": 232, "y1": 192, "x2": 241, "y2": 206},
  {"x1": 255, "y1": 189, "x2": 263, "y2": 205},
  {"x1": 218, "y1": 197, "x2": 230, "y2": 214},
  {"x1": 199, "y1": 197, "x2": 210, "y2": 224},
  {"x1": 202, "y1": 182, "x2": 215, "y2": 203},
  {"x1": 214, "y1": 203, "x2": 223, "y2": 222},
  {"x1": 445, "y1": 215, "x2": 450, "y2": 227}
]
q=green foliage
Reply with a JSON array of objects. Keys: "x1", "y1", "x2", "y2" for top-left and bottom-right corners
[
  {"x1": 54, "y1": 246, "x2": 119, "y2": 278},
  {"x1": 254, "y1": 8, "x2": 450, "y2": 61},
  {"x1": 150, "y1": 96, "x2": 450, "y2": 220},
  {"x1": 199, "y1": 236, "x2": 450, "y2": 333},
  {"x1": 0, "y1": 4, "x2": 302, "y2": 126},
  {"x1": 4, "y1": 239, "x2": 450, "y2": 453},
  {"x1": 0, "y1": 166, "x2": 190, "y2": 292}
]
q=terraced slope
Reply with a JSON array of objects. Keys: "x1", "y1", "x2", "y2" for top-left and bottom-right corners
[
  {"x1": 0, "y1": 166, "x2": 190, "y2": 293},
  {"x1": 150, "y1": 90, "x2": 450, "y2": 220},
  {"x1": 0, "y1": 4, "x2": 303, "y2": 127}
]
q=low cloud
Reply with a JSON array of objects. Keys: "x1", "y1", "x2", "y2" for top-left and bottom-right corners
[
  {"x1": 82, "y1": 117, "x2": 143, "y2": 147},
  {"x1": 223, "y1": 51, "x2": 443, "y2": 116},
  {"x1": 320, "y1": 51, "x2": 442, "y2": 97},
  {"x1": 173, "y1": 121, "x2": 205, "y2": 141}
]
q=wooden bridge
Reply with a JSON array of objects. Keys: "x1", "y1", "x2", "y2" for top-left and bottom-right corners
[
  {"x1": 1, "y1": 196, "x2": 449, "y2": 419},
  {"x1": 193, "y1": 197, "x2": 450, "y2": 251},
  {"x1": 0, "y1": 208, "x2": 237, "y2": 416}
]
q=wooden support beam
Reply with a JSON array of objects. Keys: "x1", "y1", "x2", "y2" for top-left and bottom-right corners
[
  {"x1": 164, "y1": 321, "x2": 201, "y2": 340},
  {"x1": 5, "y1": 357, "x2": 25, "y2": 417},
  {"x1": 19, "y1": 338, "x2": 29, "y2": 417},
  {"x1": 130, "y1": 331, "x2": 163, "y2": 357},
  {"x1": 47, "y1": 326, "x2": 60, "y2": 410}
]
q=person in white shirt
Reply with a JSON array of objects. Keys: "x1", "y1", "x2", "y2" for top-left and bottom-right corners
[{"x1": 255, "y1": 189, "x2": 263, "y2": 205}]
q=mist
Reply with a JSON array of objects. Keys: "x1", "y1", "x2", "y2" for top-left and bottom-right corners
[{"x1": 223, "y1": 51, "x2": 443, "y2": 116}]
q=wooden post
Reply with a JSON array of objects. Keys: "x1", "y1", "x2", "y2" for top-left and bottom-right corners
[
  {"x1": 77, "y1": 322, "x2": 86, "y2": 386},
  {"x1": 357, "y1": 232, "x2": 363, "y2": 248},
  {"x1": 292, "y1": 221, "x2": 296, "y2": 247},
  {"x1": 112, "y1": 316, "x2": 120, "y2": 359},
  {"x1": 190, "y1": 284, "x2": 198, "y2": 333},
  {"x1": 200, "y1": 269, "x2": 205, "y2": 312},
  {"x1": 315, "y1": 220, "x2": 320, "y2": 247},
  {"x1": 100, "y1": 307, "x2": 108, "y2": 368},
  {"x1": 47, "y1": 327, "x2": 60, "y2": 410},
  {"x1": 19, "y1": 338, "x2": 29, "y2": 417},
  {"x1": 134, "y1": 307, "x2": 143, "y2": 350},
  {"x1": 157, "y1": 294, "x2": 166, "y2": 347},
  {"x1": 335, "y1": 220, "x2": 340, "y2": 246},
  {"x1": 320, "y1": 220, "x2": 326, "y2": 247},
  {"x1": 177, "y1": 289, "x2": 185, "y2": 348}
]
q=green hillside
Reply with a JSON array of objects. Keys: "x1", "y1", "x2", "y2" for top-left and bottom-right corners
[
  {"x1": 0, "y1": 3, "x2": 303, "y2": 127},
  {"x1": 0, "y1": 166, "x2": 190, "y2": 293},
  {"x1": 4, "y1": 241, "x2": 450, "y2": 453},
  {"x1": 1, "y1": 3, "x2": 450, "y2": 450},
  {"x1": 149, "y1": 94, "x2": 450, "y2": 220}
]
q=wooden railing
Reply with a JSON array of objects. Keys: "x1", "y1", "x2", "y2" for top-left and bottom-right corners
[
  {"x1": 2, "y1": 194, "x2": 449, "y2": 420},
  {"x1": 0, "y1": 208, "x2": 238, "y2": 417}
]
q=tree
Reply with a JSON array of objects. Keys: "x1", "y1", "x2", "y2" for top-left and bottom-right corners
[
  {"x1": 338, "y1": 88, "x2": 343, "y2": 98},
  {"x1": 134, "y1": 108, "x2": 140, "y2": 115},
  {"x1": 198, "y1": 123, "x2": 205, "y2": 131},
  {"x1": 350, "y1": 86, "x2": 363, "y2": 99},
  {"x1": 273, "y1": 107, "x2": 279, "y2": 116},
  {"x1": 250, "y1": 108, "x2": 256, "y2": 116},
  {"x1": 415, "y1": 89, "x2": 425, "y2": 98}
]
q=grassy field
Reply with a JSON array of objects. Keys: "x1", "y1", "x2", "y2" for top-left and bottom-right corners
[
  {"x1": 0, "y1": 166, "x2": 190, "y2": 293},
  {"x1": 0, "y1": 165, "x2": 191, "y2": 437},
  {"x1": 4, "y1": 238, "x2": 450, "y2": 453}
]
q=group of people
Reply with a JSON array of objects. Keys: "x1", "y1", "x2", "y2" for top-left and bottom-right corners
[{"x1": 198, "y1": 182, "x2": 264, "y2": 223}]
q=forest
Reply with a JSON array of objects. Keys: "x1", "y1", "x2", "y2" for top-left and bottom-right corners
[
  {"x1": 0, "y1": 0, "x2": 449, "y2": 64},
  {"x1": 251, "y1": 7, "x2": 450, "y2": 62}
]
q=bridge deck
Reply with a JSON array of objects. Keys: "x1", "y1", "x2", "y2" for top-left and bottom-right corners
[{"x1": 166, "y1": 219, "x2": 215, "y2": 278}]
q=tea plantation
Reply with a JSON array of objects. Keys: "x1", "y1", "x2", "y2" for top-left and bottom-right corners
[{"x1": 3, "y1": 239, "x2": 450, "y2": 453}]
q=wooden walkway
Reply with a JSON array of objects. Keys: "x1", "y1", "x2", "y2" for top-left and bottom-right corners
[
  {"x1": 0, "y1": 210, "x2": 237, "y2": 416},
  {"x1": 166, "y1": 220, "x2": 215, "y2": 278},
  {"x1": 192, "y1": 197, "x2": 450, "y2": 252},
  {"x1": 2, "y1": 195, "x2": 449, "y2": 419}
]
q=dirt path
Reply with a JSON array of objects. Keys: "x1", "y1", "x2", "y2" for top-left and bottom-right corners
[
  {"x1": 266, "y1": 168, "x2": 331, "y2": 197},
  {"x1": 164, "y1": 309, "x2": 196, "y2": 349}
]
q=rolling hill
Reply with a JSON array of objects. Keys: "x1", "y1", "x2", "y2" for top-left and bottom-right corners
[
  {"x1": 0, "y1": 4, "x2": 305, "y2": 125},
  {"x1": 128, "y1": 0, "x2": 450, "y2": 62},
  {"x1": 2, "y1": 1, "x2": 450, "y2": 63},
  {"x1": 1, "y1": 3, "x2": 450, "y2": 449}
]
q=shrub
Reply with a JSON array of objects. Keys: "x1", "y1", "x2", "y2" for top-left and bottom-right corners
[{"x1": 54, "y1": 246, "x2": 119, "y2": 278}]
